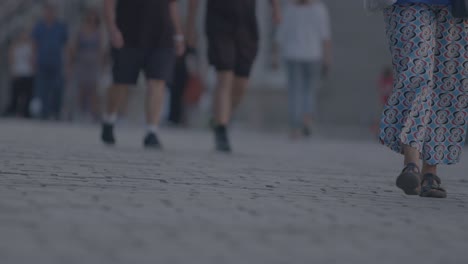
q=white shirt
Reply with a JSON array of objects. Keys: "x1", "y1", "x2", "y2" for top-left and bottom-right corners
[
  {"x1": 11, "y1": 42, "x2": 34, "y2": 77},
  {"x1": 277, "y1": 1, "x2": 331, "y2": 61}
]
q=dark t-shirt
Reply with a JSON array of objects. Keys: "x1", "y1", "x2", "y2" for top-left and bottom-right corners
[
  {"x1": 205, "y1": 0, "x2": 258, "y2": 37},
  {"x1": 116, "y1": 0, "x2": 175, "y2": 48}
]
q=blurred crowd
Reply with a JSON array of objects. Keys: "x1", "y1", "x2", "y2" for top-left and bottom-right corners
[
  {"x1": 1, "y1": 0, "x2": 344, "y2": 141},
  {"x1": 3, "y1": 4, "x2": 106, "y2": 122}
]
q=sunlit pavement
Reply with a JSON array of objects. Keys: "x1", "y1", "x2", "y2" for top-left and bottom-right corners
[{"x1": 1, "y1": 119, "x2": 467, "y2": 264}]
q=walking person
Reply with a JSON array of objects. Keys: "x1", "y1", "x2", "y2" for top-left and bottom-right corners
[
  {"x1": 101, "y1": 0, "x2": 185, "y2": 149},
  {"x1": 3, "y1": 30, "x2": 35, "y2": 118},
  {"x1": 32, "y1": 3, "x2": 68, "y2": 120},
  {"x1": 68, "y1": 9, "x2": 105, "y2": 122},
  {"x1": 187, "y1": 0, "x2": 282, "y2": 152},
  {"x1": 167, "y1": 50, "x2": 190, "y2": 126},
  {"x1": 379, "y1": 0, "x2": 468, "y2": 198},
  {"x1": 277, "y1": 0, "x2": 332, "y2": 139}
]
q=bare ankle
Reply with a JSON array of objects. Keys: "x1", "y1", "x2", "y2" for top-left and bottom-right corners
[
  {"x1": 403, "y1": 145, "x2": 420, "y2": 168},
  {"x1": 422, "y1": 163, "x2": 437, "y2": 176}
]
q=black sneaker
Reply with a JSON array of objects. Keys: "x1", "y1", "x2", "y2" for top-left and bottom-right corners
[
  {"x1": 144, "y1": 133, "x2": 163, "y2": 150},
  {"x1": 214, "y1": 125, "x2": 232, "y2": 153},
  {"x1": 101, "y1": 123, "x2": 116, "y2": 145}
]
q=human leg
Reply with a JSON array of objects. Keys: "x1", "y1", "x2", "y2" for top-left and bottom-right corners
[
  {"x1": 381, "y1": 4, "x2": 437, "y2": 194},
  {"x1": 285, "y1": 60, "x2": 302, "y2": 138},
  {"x1": 101, "y1": 48, "x2": 141, "y2": 145}
]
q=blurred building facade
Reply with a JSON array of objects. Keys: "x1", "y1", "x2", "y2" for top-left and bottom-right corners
[{"x1": 0, "y1": 0, "x2": 390, "y2": 129}]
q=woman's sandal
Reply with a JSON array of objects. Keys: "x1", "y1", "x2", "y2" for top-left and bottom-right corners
[
  {"x1": 420, "y1": 173, "x2": 447, "y2": 198},
  {"x1": 396, "y1": 163, "x2": 421, "y2": 195}
]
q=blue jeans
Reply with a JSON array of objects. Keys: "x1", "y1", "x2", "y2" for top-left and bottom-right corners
[
  {"x1": 285, "y1": 60, "x2": 321, "y2": 129},
  {"x1": 34, "y1": 66, "x2": 64, "y2": 119}
]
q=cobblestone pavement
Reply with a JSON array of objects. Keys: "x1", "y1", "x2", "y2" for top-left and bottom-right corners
[{"x1": 1, "y1": 120, "x2": 467, "y2": 264}]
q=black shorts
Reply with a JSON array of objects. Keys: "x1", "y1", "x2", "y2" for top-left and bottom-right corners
[
  {"x1": 207, "y1": 30, "x2": 258, "y2": 78},
  {"x1": 112, "y1": 47, "x2": 176, "y2": 85}
]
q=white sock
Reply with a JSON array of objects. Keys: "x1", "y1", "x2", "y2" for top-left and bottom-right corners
[
  {"x1": 104, "y1": 113, "x2": 118, "y2": 124},
  {"x1": 147, "y1": 124, "x2": 158, "y2": 134}
]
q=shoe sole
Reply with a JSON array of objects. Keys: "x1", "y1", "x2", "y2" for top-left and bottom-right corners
[
  {"x1": 396, "y1": 172, "x2": 421, "y2": 195},
  {"x1": 144, "y1": 146, "x2": 162, "y2": 150},
  {"x1": 102, "y1": 139, "x2": 115, "y2": 146},
  {"x1": 101, "y1": 137, "x2": 115, "y2": 146},
  {"x1": 420, "y1": 190, "x2": 447, "y2": 198},
  {"x1": 216, "y1": 148, "x2": 232, "y2": 153}
]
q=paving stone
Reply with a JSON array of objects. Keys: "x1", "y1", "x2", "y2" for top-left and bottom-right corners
[{"x1": 0, "y1": 120, "x2": 467, "y2": 264}]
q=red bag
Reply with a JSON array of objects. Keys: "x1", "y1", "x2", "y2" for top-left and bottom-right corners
[{"x1": 183, "y1": 74, "x2": 204, "y2": 106}]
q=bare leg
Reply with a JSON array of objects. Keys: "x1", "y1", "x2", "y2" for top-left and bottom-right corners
[
  {"x1": 145, "y1": 79, "x2": 166, "y2": 127},
  {"x1": 101, "y1": 84, "x2": 128, "y2": 145},
  {"x1": 105, "y1": 84, "x2": 128, "y2": 118},
  {"x1": 403, "y1": 144, "x2": 420, "y2": 167},
  {"x1": 143, "y1": 79, "x2": 166, "y2": 149},
  {"x1": 231, "y1": 76, "x2": 249, "y2": 112},
  {"x1": 214, "y1": 71, "x2": 234, "y2": 125}
]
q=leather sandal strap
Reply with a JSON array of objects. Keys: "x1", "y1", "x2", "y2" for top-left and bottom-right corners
[
  {"x1": 403, "y1": 163, "x2": 420, "y2": 174},
  {"x1": 422, "y1": 173, "x2": 441, "y2": 185}
]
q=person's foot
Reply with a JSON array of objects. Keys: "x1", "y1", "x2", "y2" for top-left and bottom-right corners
[
  {"x1": 143, "y1": 132, "x2": 163, "y2": 150},
  {"x1": 420, "y1": 173, "x2": 447, "y2": 198},
  {"x1": 214, "y1": 125, "x2": 232, "y2": 153},
  {"x1": 101, "y1": 123, "x2": 116, "y2": 145},
  {"x1": 396, "y1": 163, "x2": 421, "y2": 195}
]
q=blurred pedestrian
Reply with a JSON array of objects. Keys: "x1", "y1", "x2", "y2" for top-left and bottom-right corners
[
  {"x1": 101, "y1": 0, "x2": 184, "y2": 149},
  {"x1": 167, "y1": 50, "x2": 190, "y2": 126},
  {"x1": 379, "y1": 0, "x2": 468, "y2": 198},
  {"x1": 68, "y1": 8, "x2": 105, "y2": 121},
  {"x1": 32, "y1": 3, "x2": 68, "y2": 120},
  {"x1": 277, "y1": 0, "x2": 332, "y2": 139},
  {"x1": 3, "y1": 30, "x2": 35, "y2": 118},
  {"x1": 187, "y1": 0, "x2": 282, "y2": 152}
]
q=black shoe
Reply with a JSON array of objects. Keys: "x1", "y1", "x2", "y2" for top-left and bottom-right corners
[
  {"x1": 396, "y1": 163, "x2": 421, "y2": 195},
  {"x1": 101, "y1": 123, "x2": 116, "y2": 145},
  {"x1": 144, "y1": 132, "x2": 163, "y2": 149},
  {"x1": 214, "y1": 125, "x2": 232, "y2": 153}
]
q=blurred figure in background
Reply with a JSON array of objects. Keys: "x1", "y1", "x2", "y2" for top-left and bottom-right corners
[
  {"x1": 3, "y1": 30, "x2": 35, "y2": 118},
  {"x1": 187, "y1": 0, "x2": 282, "y2": 152},
  {"x1": 167, "y1": 49, "x2": 190, "y2": 126},
  {"x1": 168, "y1": 47, "x2": 204, "y2": 126},
  {"x1": 277, "y1": 0, "x2": 332, "y2": 139},
  {"x1": 101, "y1": 0, "x2": 184, "y2": 149},
  {"x1": 68, "y1": 8, "x2": 105, "y2": 121},
  {"x1": 32, "y1": 3, "x2": 68, "y2": 120}
]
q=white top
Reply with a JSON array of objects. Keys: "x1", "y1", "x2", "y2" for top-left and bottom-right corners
[
  {"x1": 11, "y1": 42, "x2": 34, "y2": 77},
  {"x1": 276, "y1": 1, "x2": 331, "y2": 61}
]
